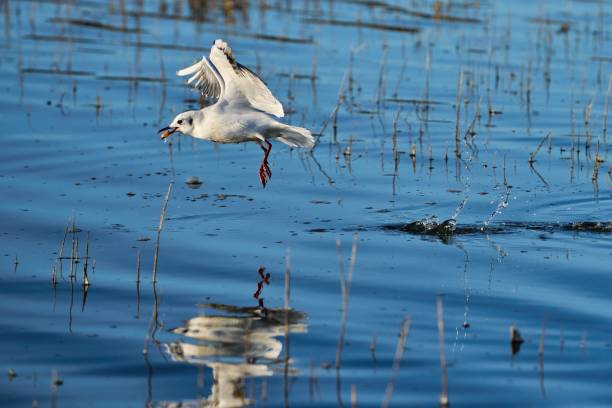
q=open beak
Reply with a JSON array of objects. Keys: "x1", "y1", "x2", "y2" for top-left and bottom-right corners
[{"x1": 158, "y1": 126, "x2": 178, "y2": 140}]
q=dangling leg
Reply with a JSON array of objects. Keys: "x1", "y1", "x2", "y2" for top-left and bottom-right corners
[{"x1": 258, "y1": 140, "x2": 272, "y2": 187}]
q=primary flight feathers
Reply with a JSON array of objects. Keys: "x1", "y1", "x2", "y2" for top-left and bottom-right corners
[{"x1": 176, "y1": 39, "x2": 285, "y2": 118}]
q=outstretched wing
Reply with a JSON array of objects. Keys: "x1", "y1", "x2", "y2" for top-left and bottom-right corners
[
  {"x1": 208, "y1": 39, "x2": 284, "y2": 118},
  {"x1": 176, "y1": 56, "x2": 225, "y2": 101}
]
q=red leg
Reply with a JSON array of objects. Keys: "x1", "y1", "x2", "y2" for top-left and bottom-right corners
[{"x1": 258, "y1": 140, "x2": 272, "y2": 187}]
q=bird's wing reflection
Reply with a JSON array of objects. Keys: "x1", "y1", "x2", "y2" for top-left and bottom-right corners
[{"x1": 160, "y1": 303, "x2": 307, "y2": 408}]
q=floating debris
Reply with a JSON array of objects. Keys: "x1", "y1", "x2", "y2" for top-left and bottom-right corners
[
  {"x1": 184, "y1": 176, "x2": 203, "y2": 189},
  {"x1": 303, "y1": 17, "x2": 420, "y2": 33},
  {"x1": 49, "y1": 17, "x2": 144, "y2": 34},
  {"x1": 510, "y1": 325, "x2": 524, "y2": 356}
]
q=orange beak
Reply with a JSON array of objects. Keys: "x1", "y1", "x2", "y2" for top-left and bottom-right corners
[{"x1": 158, "y1": 126, "x2": 178, "y2": 140}]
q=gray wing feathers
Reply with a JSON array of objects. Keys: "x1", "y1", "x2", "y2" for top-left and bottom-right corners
[
  {"x1": 176, "y1": 39, "x2": 285, "y2": 118},
  {"x1": 235, "y1": 62, "x2": 285, "y2": 117},
  {"x1": 209, "y1": 39, "x2": 285, "y2": 118},
  {"x1": 176, "y1": 57, "x2": 224, "y2": 100}
]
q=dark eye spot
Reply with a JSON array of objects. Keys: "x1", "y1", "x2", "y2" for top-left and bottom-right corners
[
  {"x1": 189, "y1": 118, "x2": 193, "y2": 125},
  {"x1": 178, "y1": 119, "x2": 183, "y2": 125}
]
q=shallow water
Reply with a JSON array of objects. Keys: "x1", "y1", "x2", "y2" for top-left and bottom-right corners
[{"x1": 1, "y1": 0, "x2": 611, "y2": 407}]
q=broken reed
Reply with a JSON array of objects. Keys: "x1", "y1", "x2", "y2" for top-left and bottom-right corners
[{"x1": 528, "y1": 132, "x2": 551, "y2": 164}]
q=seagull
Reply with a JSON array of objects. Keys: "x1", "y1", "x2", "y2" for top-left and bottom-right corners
[{"x1": 159, "y1": 39, "x2": 315, "y2": 187}]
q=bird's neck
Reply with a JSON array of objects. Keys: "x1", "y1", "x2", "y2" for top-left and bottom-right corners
[{"x1": 189, "y1": 109, "x2": 211, "y2": 139}]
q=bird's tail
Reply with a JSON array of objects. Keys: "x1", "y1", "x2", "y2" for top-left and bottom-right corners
[{"x1": 275, "y1": 124, "x2": 315, "y2": 148}]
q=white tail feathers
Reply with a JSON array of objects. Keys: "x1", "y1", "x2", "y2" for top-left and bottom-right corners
[{"x1": 276, "y1": 124, "x2": 315, "y2": 148}]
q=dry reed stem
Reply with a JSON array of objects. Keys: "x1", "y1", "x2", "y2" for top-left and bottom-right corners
[
  {"x1": 50, "y1": 369, "x2": 60, "y2": 408},
  {"x1": 592, "y1": 144, "x2": 601, "y2": 182},
  {"x1": 528, "y1": 132, "x2": 551, "y2": 164},
  {"x1": 603, "y1": 74, "x2": 612, "y2": 144},
  {"x1": 58, "y1": 225, "x2": 69, "y2": 276},
  {"x1": 284, "y1": 250, "x2": 291, "y2": 310},
  {"x1": 152, "y1": 181, "x2": 174, "y2": 284},
  {"x1": 392, "y1": 107, "x2": 401, "y2": 165},
  {"x1": 584, "y1": 100, "x2": 593, "y2": 150},
  {"x1": 375, "y1": 43, "x2": 389, "y2": 110},
  {"x1": 539, "y1": 316, "x2": 548, "y2": 399},
  {"x1": 69, "y1": 222, "x2": 75, "y2": 278},
  {"x1": 381, "y1": 316, "x2": 411, "y2": 408},
  {"x1": 539, "y1": 316, "x2": 547, "y2": 356},
  {"x1": 317, "y1": 65, "x2": 349, "y2": 139},
  {"x1": 370, "y1": 335, "x2": 377, "y2": 371},
  {"x1": 52, "y1": 261, "x2": 57, "y2": 287},
  {"x1": 74, "y1": 235, "x2": 79, "y2": 270},
  {"x1": 82, "y1": 232, "x2": 90, "y2": 287},
  {"x1": 335, "y1": 233, "x2": 359, "y2": 406},
  {"x1": 454, "y1": 71, "x2": 464, "y2": 157},
  {"x1": 136, "y1": 250, "x2": 141, "y2": 283},
  {"x1": 437, "y1": 296, "x2": 449, "y2": 407}
]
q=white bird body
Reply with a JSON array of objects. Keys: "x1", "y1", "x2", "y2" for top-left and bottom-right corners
[
  {"x1": 160, "y1": 39, "x2": 314, "y2": 186},
  {"x1": 191, "y1": 102, "x2": 294, "y2": 145}
]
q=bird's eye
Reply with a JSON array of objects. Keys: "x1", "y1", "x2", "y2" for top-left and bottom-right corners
[
  {"x1": 189, "y1": 118, "x2": 193, "y2": 125},
  {"x1": 178, "y1": 119, "x2": 183, "y2": 125}
]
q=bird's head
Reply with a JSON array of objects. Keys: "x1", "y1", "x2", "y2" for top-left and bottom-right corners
[{"x1": 159, "y1": 111, "x2": 197, "y2": 140}]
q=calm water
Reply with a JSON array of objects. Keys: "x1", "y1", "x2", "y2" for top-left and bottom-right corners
[{"x1": 1, "y1": 0, "x2": 611, "y2": 406}]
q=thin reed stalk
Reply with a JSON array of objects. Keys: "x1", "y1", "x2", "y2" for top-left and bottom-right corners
[
  {"x1": 528, "y1": 132, "x2": 551, "y2": 164},
  {"x1": 152, "y1": 181, "x2": 174, "y2": 284},
  {"x1": 539, "y1": 316, "x2": 548, "y2": 399},
  {"x1": 584, "y1": 100, "x2": 593, "y2": 151},
  {"x1": 437, "y1": 296, "x2": 449, "y2": 406},
  {"x1": 603, "y1": 74, "x2": 612, "y2": 145},
  {"x1": 58, "y1": 225, "x2": 68, "y2": 277},
  {"x1": 82, "y1": 232, "x2": 90, "y2": 286},
  {"x1": 136, "y1": 250, "x2": 141, "y2": 283},
  {"x1": 454, "y1": 71, "x2": 464, "y2": 158},
  {"x1": 284, "y1": 250, "x2": 291, "y2": 310},
  {"x1": 381, "y1": 316, "x2": 411, "y2": 408},
  {"x1": 52, "y1": 261, "x2": 57, "y2": 287},
  {"x1": 335, "y1": 233, "x2": 359, "y2": 407}
]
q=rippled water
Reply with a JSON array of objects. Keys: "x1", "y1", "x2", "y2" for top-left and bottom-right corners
[{"x1": 1, "y1": 0, "x2": 611, "y2": 407}]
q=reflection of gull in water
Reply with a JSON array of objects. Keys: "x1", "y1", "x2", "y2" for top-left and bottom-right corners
[{"x1": 159, "y1": 303, "x2": 307, "y2": 408}]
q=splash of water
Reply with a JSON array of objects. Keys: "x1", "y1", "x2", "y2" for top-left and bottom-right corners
[
  {"x1": 451, "y1": 195, "x2": 469, "y2": 221},
  {"x1": 482, "y1": 184, "x2": 511, "y2": 231},
  {"x1": 419, "y1": 216, "x2": 439, "y2": 231},
  {"x1": 398, "y1": 216, "x2": 456, "y2": 236}
]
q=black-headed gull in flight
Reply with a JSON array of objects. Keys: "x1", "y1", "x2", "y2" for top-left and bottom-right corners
[{"x1": 159, "y1": 39, "x2": 314, "y2": 187}]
